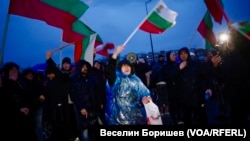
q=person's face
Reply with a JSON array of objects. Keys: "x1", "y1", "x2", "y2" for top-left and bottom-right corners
[
  {"x1": 179, "y1": 51, "x2": 188, "y2": 61},
  {"x1": 81, "y1": 64, "x2": 88, "y2": 75},
  {"x1": 25, "y1": 73, "x2": 34, "y2": 80},
  {"x1": 207, "y1": 51, "x2": 213, "y2": 59},
  {"x1": 9, "y1": 67, "x2": 19, "y2": 80},
  {"x1": 62, "y1": 63, "x2": 71, "y2": 71},
  {"x1": 121, "y1": 64, "x2": 131, "y2": 75},
  {"x1": 9, "y1": 67, "x2": 18, "y2": 75},
  {"x1": 47, "y1": 73, "x2": 55, "y2": 80},
  {"x1": 94, "y1": 62, "x2": 100, "y2": 69},
  {"x1": 169, "y1": 52, "x2": 176, "y2": 62}
]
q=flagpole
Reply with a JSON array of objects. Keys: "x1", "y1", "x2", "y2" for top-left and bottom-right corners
[
  {"x1": 186, "y1": 29, "x2": 197, "y2": 47},
  {"x1": 145, "y1": 0, "x2": 155, "y2": 62},
  {"x1": 0, "y1": 14, "x2": 10, "y2": 66},
  {"x1": 59, "y1": 35, "x2": 64, "y2": 68},
  {"x1": 187, "y1": 10, "x2": 205, "y2": 48},
  {"x1": 52, "y1": 42, "x2": 75, "y2": 53},
  {"x1": 123, "y1": 0, "x2": 161, "y2": 46}
]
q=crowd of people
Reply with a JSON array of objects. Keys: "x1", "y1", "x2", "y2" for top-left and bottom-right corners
[{"x1": 0, "y1": 29, "x2": 250, "y2": 141}]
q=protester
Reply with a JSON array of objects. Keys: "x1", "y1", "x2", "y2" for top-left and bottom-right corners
[
  {"x1": 211, "y1": 30, "x2": 250, "y2": 126},
  {"x1": 69, "y1": 59, "x2": 102, "y2": 141},
  {"x1": 105, "y1": 45, "x2": 152, "y2": 125},
  {"x1": 160, "y1": 51, "x2": 182, "y2": 125},
  {"x1": 176, "y1": 47, "x2": 212, "y2": 125},
  {"x1": 92, "y1": 60, "x2": 107, "y2": 125},
  {"x1": 21, "y1": 68, "x2": 46, "y2": 141},
  {"x1": 1, "y1": 62, "x2": 36, "y2": 140},
  {"x1": 134, "y1": 57, "x2": 152, "y2": 88},
  {"x1": 44, "y1": 51, "x2": 72, "y2": 141}
]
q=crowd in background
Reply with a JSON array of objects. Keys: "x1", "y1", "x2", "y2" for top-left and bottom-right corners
[{"x1": 0, "y1": 30, "x2": 250, "y2": 141}]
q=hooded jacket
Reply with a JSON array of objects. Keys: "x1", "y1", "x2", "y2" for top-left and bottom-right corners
[
  {"x1": 69, "y1": 59, "x2": 102, "y2": 129},
  {"x1": 176, "y1": 47, "x2": 209, "y2": 106}
]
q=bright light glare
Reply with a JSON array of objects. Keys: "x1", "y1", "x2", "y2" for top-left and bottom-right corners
[{"x1": 218, "y1": 32, "x2": 229, "y2": 42}]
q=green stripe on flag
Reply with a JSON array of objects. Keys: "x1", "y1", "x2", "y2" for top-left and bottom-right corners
[
  {"x1": 239, "y1": 22, "x2": 250, "y2": 34},
  {"x1": 41, "y1": 0, "x2": 89, "y2": 18},
  {"x1": 205, "y1": 40, "x2": 213, "y2": 50},
  {"x1": 204, "y1": 11, "x2": 213, "y2": 28},
  {"x1": 72, "y1": 20, "x2": 96, "y2": 36},
  {"x1": 81, "y1": 37, "x2": 90, "y2": 60},
  {"x1": 231, "y1": 21, "x2": 250, "y2": 40},
  {"x1": 148, "y1": 11, "x2": 173, "y2": 30}
]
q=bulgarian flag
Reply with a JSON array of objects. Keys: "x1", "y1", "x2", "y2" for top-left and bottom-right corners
[
  {"x1": 62, "y1": 20, "x2": 96, "y2": 43},
  {"x1": 8, "y1": 0, "x2": 89, "y2": 29},
  {"x1": 8, "y1": 0, "x2": 113, "y2": 61},
  {"x1": 74, "y1": 33, "x2": 104, "y2": 63},
  {"x1": 8, "y1": 0, "x2": 92, "y2": 49},
  {"x1": 139, "y1": 0, "x2": 178, "y2": 34},
  {"x1": 67, "y1": 20, "x2": 113, "y2": 61},
  {"x1": 204, "y1": 0, "x2": 224, "y2": 24},
  {"x1": 197, "y1": 11, "x2": 216, "y2": 50},
  {"x1": 74, "y1": 34, "x2": 97, "y2": 65},
  {"x1": 75, "y1": 36, "x2": 113, "y2": 63},
  {"x1": 230, "y1": 21, "x2": 250, "y2": 40},
  {"x1": 95, "y1": 43, "x2": 115, "y2": 57},
  {"x1": 81, "y1": 34, "x2": 96, "y2": 66}
]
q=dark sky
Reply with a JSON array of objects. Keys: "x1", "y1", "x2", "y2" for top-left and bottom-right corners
[{"x1": 1, "y1": 0, "x2": 250, "y2": 68}]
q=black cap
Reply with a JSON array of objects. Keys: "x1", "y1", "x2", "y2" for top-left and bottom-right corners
[{"x1": 62, "y1": 57, "x2": 71, "y2": 64}]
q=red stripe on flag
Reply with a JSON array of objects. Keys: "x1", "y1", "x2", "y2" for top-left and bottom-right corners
[
  {"x1": 204, "y1": 0, "x2": 223, "y2": 24},
  {"x1": 140, "y1": 20, "x2": 165, "y2": 34},
  {"x1": 9, "y1": 0, "x2": 77, "y2": 29},
  {"x1": 74, "y1": 40, "x2": 83, "y2": 63},
  {"x1": 62, "y1": 27, "x2": 84, "y2": 43}
]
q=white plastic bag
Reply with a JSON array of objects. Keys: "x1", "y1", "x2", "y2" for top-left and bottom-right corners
[{"x1": 144, "y1": 100, "x2": 163, "y2": 125}]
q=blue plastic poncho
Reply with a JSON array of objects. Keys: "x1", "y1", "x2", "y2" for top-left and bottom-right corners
[{"x1": 105, "y1": 71, "x2": 151, "y2": 125}]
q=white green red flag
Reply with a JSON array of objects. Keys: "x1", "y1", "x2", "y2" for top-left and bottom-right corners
[
  {"x1": 8, "y1": 0, "x2": 89, "y2": 29},
  {"x1": 204, "y1": 0, "x2": 224, "y2": 24},
  {"x1": 95, "y1": 43, "x2": 115, "y2": 57},
  {"x1": 75, "y1": 34, "x2": 97, "y2": 66},
  {"x1": 230, "y1": 21, "x2": 250, "y2": 40},
  {"x1": 197, "y1": 11, "x2": 216, "y2": 50},
  {"x1": 139, "y1": 0, "x2": 178, "y2": 34}
]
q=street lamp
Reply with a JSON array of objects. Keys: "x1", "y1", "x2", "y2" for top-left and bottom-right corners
[{"x1": 145, "y1": 0, "x2": 155, "y2": 62}]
